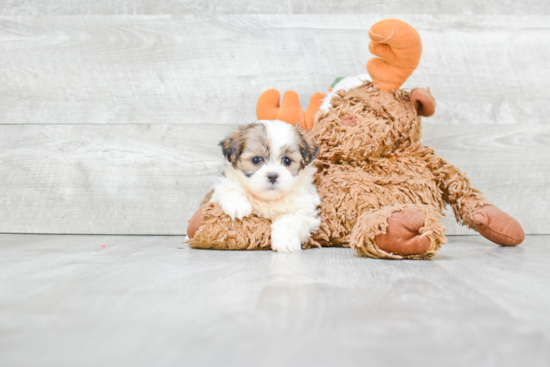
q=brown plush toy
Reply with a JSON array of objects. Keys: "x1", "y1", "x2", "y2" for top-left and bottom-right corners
[{"x1": 188, "y1": 19, "x2": 525, "y2": 259}]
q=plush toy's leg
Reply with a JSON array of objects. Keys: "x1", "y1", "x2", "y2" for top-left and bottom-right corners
[
  {"x1": 349, "y1": 205, "x2": 446, "y2": 260},
  {"x1": 432, "y1": 155, "x2": 525, "y2": 246},
  {"x1": 472, "y1": 206, "x2": 525, "y2": 246},
  {"x1": 305, "y1": 92, "x2": 325, "y2": 131}
]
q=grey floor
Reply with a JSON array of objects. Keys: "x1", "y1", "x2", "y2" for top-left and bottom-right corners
[{"x1": 1, "y1": 234, "x2": 549, "y2": 367}]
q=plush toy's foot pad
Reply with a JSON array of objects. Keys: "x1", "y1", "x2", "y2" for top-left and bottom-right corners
[
  {"x1": 473, "y1": 206, "x2": 525, "y2": 246},
  {"x1": 350, "y1": 205, "x2": 446, "y2": 260},
  {"x1": 187, "y1": 206, "x2": 203, "y2": 239},
  {"x1": 375, "y1": 207, "x2": 432, "y2": 256}
]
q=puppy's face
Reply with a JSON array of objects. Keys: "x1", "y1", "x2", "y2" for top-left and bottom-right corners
[{"x1": 220, "y1": 120, "x2": 318, "y2": 200}]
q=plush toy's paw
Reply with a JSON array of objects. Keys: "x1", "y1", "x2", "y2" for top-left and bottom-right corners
[
  {"x1": 374, "y1": 207, "x2": 432, "y2": 256},
  {"x1": 473, "y1": 206, "x2": 525, "y2": 246},
  {"x1": 271, "y1": 219, "x2": 302, "y2": 253},
  {"x1": 219, "y1": 198, "x2": 252, "y2": 220}
]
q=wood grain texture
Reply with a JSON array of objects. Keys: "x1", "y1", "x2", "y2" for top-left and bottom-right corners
[
  {"x1": 0, "y1": 234, "x2": 549, "y2": 366},
  {"x1": 0, "y1": 124, "x2": 233, "y2": 234},
  {"x1": 0, "y1": 15, "x2": 549, "y2": 126},
  {"x1": 0, "y1": 123, "x2": 547, "y2": 235},
  {"x1": 0, "y1": 0, "x2": 548, "y2": 15},
  {"x1": 0, "y1": 13, "x2": 548, "y2": 235}
]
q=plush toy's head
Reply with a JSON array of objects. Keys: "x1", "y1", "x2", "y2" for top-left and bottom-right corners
[
  {"x1": 311, "y1": 84, "x2": 435, "y2": 167},
  {"x1": 311, "y1": 19, "x2": 436, "y2": 168},
  {"x1": 311, "y1": 84, "x2": 429, "y2": 166}
]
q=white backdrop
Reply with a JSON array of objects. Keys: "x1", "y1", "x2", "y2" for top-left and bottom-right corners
[{"x1": 0, "y1": 1, "x2": 548, "y2": 235}]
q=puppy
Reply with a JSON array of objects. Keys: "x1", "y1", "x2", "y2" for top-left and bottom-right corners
[{"x1": 210, "y1": 120, "x2": 321, "y2": 253}]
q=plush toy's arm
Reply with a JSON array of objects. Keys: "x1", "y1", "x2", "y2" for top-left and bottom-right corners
[
  {"x1": 432, "y1": 156, "x2": 490, "y2": 227},
  {"x1": 429, "y1": 154, "x2": 525, "y2": 246}
]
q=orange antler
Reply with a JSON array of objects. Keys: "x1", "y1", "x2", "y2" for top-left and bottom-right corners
[
  {"x1": 367, "y1": 19, "x2": 422, "y2": 92},
  {"x1": 256, "y1": 89, "x2": 324, "y2": 131}
]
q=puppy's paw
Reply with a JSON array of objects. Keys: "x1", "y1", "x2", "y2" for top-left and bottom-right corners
[
  {"x1": 271, "y1": 228, "x2": 302, "y2": 253},
  {"x1": 220, "y1": 198, "x2": 252, "y2": 220}
]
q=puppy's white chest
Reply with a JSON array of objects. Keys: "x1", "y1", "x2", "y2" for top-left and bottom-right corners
[{"x1": 249, "y1": 197, "x2": 290, "y2": 221}]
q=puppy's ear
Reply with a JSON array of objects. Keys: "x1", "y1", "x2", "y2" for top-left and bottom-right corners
[
  {"x1": 219, "y1": 131, "x2": 243, "y2": 163},
  {"x1": 298, "y1": 131, "x2": 319, "y2": 166}
]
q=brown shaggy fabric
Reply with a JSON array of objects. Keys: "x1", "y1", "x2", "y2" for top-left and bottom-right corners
[
  {"x1": 189, "y1": 80, "x2": 523, "y2": 259},
  {"x1": 311, "y1": 83, "x2": 422, "y2": 168},
  {"x1": 306, "y1": 81, "x2": 496, "y2": 259},
  {"x1": 189, "y1": 202, "x2": 321, "y2": 251},
  {"x1": 349, "y1": 205, "x2": 446, "y2": 260},
  {"x1": 190, "y1": 203, "x2": 272, "y2": 250}
]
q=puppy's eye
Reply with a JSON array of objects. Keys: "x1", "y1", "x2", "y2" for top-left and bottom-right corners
[
  {"x1": 252, "y1": 157, "x2": 263, "y2": 165},
  {"x1": 282, "y1": 157, "x2": 292, "y2": 166}
]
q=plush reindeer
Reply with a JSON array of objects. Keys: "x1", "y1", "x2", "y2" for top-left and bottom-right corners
[{"x1": 188, "y1": 19, "x2": 524, "y2": 259}]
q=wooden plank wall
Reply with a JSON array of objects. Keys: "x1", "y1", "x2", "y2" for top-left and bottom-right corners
[{"x1": 0, "y1": 2, "x2": 549, "y2": 235}]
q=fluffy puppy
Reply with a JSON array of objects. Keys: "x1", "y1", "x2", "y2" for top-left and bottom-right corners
[{"x1": 211, "y1": 120, "x2": 321, "y2": 253}]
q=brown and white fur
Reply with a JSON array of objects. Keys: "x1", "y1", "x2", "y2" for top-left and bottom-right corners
[{"x1": 211, "y1": 120, "x2": 321, "y2": 253}]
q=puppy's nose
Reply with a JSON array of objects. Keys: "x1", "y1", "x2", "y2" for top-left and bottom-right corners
[{"x1": 267, "y1": 172, "x2": 279, "y2": 183}]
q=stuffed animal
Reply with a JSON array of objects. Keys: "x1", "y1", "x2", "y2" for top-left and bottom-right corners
[{"x1": 188, "y1": 19, "x2": 524, "y2": 259}]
